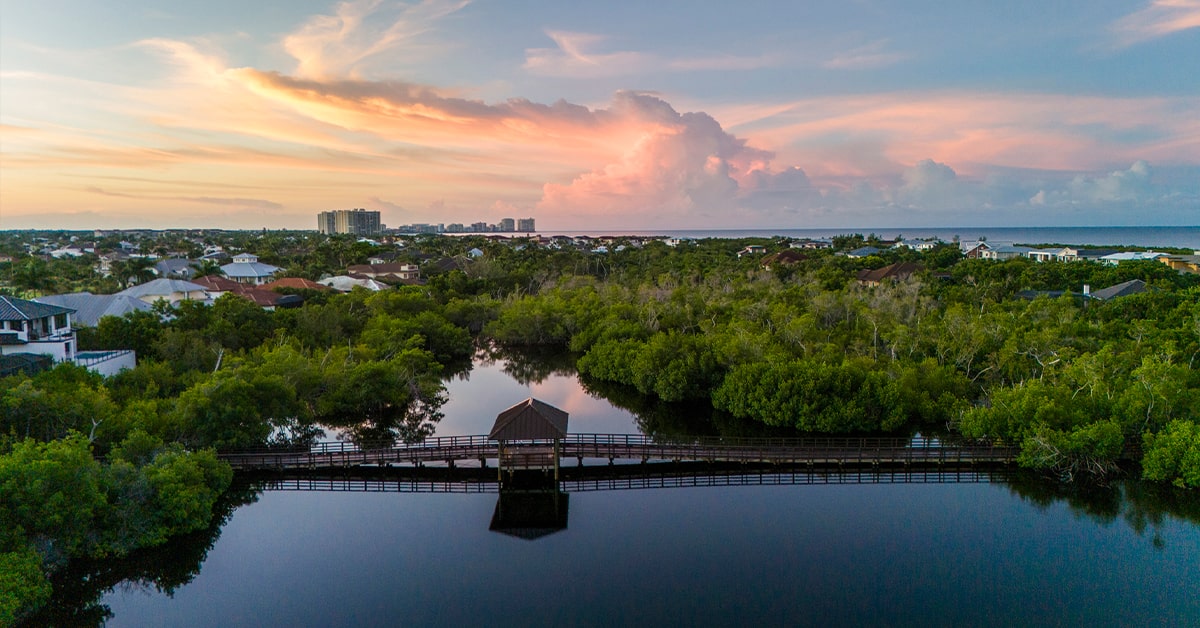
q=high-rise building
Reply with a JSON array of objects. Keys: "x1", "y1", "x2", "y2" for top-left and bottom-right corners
[
  {"x1": 499, "y1": 218, "x2": 515, "y2": 232},
  {"x1": 317, "y1": 209, "x2": 382, "y2": 235},
  {"x1": 517, "y1": 218, "x2": 536, "y2": 232}
]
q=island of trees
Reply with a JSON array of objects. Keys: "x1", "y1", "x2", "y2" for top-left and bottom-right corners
[{"x1": 2, "y1": 229, "x2": 1199, "y2": 623}]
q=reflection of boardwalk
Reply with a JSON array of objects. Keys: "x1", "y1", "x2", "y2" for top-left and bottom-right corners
[
  {"x1": 220, "y1": 434, "x2": 1019, "y2": 471},
  {"x1": 246, "y1": 465, "x2": 1011, "y2": 494}
]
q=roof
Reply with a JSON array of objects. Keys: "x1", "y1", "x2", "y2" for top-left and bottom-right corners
[
  {"x1": 347, "y1": 263, "x2": 418, "y2": 275},
  {"x1": 317, "y1": 275, "x2": 388, "y2": 291},
  {"x1": 191, "y1": 275, "x2": 243, "y2": 292},
  {"x1": 221, "y1": 259, "x2": 279, "y2": 279},
  {"x1": 1091, "y1": 279, "x2": 1147, "y2": 300},
  {"x1": 846, "y1": 246, "x2": 881, "y2": 257},
  {"x1": 264, "y1": 277, "x2": 330, "y2": 291},
  {"x1": 117, "y1": 278, "x2": 207, "y2": 298},
  {"x1": 154, "y1": 258, "x2": 197, "y2": 276},
  {"x1": 761, "y1": 250, "x2": 807, "y2": 266},
  {"x1": 489, "y1": 398, "x2": 569, "y2": 441},
  {"x1": 856, "y1": 261, "x2": 924, "y2": 284},
  {"x1": 0, "y1": 295, "x2": 75, "y2": 321},
  {"x1": 34, "y1": 292, "x2": 153, "y2": 327}
]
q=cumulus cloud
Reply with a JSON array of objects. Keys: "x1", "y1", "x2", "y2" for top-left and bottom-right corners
[
  {"x1": 536, "y1": 91, "x2": 808, "y2": 224},
  {"x1": 1067, "y1": 160, "x2": 1154, "y2": 202},
  {"x1": 1112, "y1": 0, "x2": 1200, "y2": 47}
]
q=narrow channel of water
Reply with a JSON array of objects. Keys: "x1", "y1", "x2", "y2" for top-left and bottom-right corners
[{"x1": 30, "y1": 354, "x2": 1200, "y2": 626}]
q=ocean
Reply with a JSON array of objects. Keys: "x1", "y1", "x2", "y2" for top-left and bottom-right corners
[{"x1": 535, "y1": 226, "x2": 1200, "y2": 250}]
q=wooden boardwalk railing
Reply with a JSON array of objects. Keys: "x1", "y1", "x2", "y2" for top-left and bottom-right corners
[{"x1": 218, "y1": 434, "x2": 1019, "y2": 471}]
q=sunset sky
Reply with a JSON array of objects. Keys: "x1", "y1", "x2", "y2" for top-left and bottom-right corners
[{"x1": 1, "y1": 0, "x2": 1197, "y2": 230}]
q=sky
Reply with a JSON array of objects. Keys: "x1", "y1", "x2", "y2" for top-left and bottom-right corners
[{"x1": 1, "y1": 0, "x2": 1197, "y2": 231}]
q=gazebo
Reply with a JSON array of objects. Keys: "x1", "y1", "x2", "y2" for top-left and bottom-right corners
[{"x1": 489, "y1": 398, "x2": 568, "y2": 482}]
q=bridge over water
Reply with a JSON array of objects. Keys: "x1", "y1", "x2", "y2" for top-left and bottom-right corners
[
  {"x1": 243, "y1": 465, "x2": 1013, "y2": 494},
  {"x1": 219, "y1": 433, "x2": 1020, "y2": 472}
]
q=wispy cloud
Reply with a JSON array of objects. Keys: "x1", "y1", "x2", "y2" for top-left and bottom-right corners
[
  {"x1": 86, "y1": 187, "x2": 283, "y2": 210},
  {"x1": 524, "y1": 30, "x2": 779, "y2": 78},
  {"x1": 823, "y1": 39, "x2": 909, "y2": 70},
  {"x1": 284, "y1": 0, "x2": 472, "y2": 79},
  {"x1": 1112, "y1": 0, "x2": 1200, "y2": 47}
]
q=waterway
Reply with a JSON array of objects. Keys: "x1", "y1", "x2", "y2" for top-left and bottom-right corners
[
  {"x1": 34, "y1": 354, "x2": 1200, "y2": 627},
  {"x1": 533, "y1": 226, "x2": 1200, "y2": 250}
]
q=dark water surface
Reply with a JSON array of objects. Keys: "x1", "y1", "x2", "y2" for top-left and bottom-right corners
[{"x1": 67, "y1": 357, "x2": 1200, "y2": 627}]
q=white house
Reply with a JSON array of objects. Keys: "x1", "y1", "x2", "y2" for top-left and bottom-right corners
[
  {"x1": 1, "y1": 295, "x2": 137, "y2": 376},
  {"x1": 0, "y1": 296, "x2": 77, "y2": 362},
  {"x1": 221, "y1": 253, "x2": 280, "y2": 285}
]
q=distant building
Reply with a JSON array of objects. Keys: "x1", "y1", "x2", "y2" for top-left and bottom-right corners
[
  {"x1": 499, "y1": 218, "x2": 515, "y2": 232},
  {"x1": 318, "y1": 209, "x2": 383, "y2": 235},
  {"x1": 517, "y1": 218, "x2": 536, "y2": 232}
]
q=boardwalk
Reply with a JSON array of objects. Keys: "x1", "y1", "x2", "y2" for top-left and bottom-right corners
[
  {"x1": 241, "y1": 462, "x2": 1012, "y2": 494},
  {"x1": 219, "y1": 433, "x2": 1019, "y2": 471}
]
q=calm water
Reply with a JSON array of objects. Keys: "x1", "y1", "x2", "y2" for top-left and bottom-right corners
[
  {"x1": 537, "y1": 226, "x2": 1200, "y2": 250},
  {"x1": 41, "y1": 356, "x2": 1200, "y2": 626}
]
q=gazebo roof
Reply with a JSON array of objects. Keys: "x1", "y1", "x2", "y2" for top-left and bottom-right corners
[{"x1": 489, "y1": 398, "x2": 568, "y2": 441}]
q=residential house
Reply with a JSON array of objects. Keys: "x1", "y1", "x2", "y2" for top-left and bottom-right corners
[
  {"x1": 962, "y1": 241, "x2": 992, "y2": 258},
  {"x1": 979, "y1": 244, "x2": 1034, "y2": 261},
  {"x1": 318, "y1": 276, "x2": 389, "y2": 292},
  {"x1": 856, "y1": 261, "x2": 924, "y2": 287},
  {"x1": 117, "y1": 278, "x2": 209, "y2": 304},
  {"x1": 1099, "y1": 251, "x2": 1163, "y2": 265},
  {"x1": 1156, "y1": 253, "x2": 1200, "y2": 274},
  {"x1": 1, "y1": 296, "x2": 135, "y2": 376},
  {"x1": 0, "y1": 296, "x2": 76, "y2": 362},
  {"x1": 221, "y1": 253, "x2": 279, "y2": 285},
  {"x1": 154, "y1": 258, "x2": 198, "y2": 279},
  {"x1": 96, "y1": 250, "x2": 132, "y2": 276},
  {"x1": 845, "y1": 246, "x2": 881, "y2": 259},
  {"x1": 893, "y1": 239, "x2": 940, "y2": 251},
  {"x1": 263, "y1": 278, "x2": 330, "y2": 292},
  {"x1": 347, "y1": 263, "x2": 421, "y2": 282},
  {"x1": 737, "y1": 245, "x2": 767, "y2": 258},
  {"x1": 1026, "y1": 247, "x2": 1072, "y2": 263},
  {"x1": 1089, "y1": 279, "x2": 1147, "y2": 301},
  {"x1": 761, "y1": 250, "x2": 807, "y2": 270},
  {"x1": 790, "y1": 239, "x2": 832, "y2": 250},
  {"x1": 34, "y1": 292, "x2": 153, "y2": 327},
  {"x1": 191, "y1": 276, "x2": 301, "y2": 310}
]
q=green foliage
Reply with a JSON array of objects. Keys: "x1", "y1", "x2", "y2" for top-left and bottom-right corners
[
  {"x1": 1016, "y1": 421, "x2": 1124, "y2": 480},
  {"x1": 171, "y1": 373, "x2": 299, "y2": 448},
  {"x1": 1142, "y1": 420, "x2": 1200, "y2": 489},
  {"x1": 0, "y1": 435, "x2": 106, "y2": 562},
  {"x1": 0, "y1": 546, "x2": 52, "y2": 625},
  {"x1": 713, "y1": 360, "x2": 906, "y2": 432}
]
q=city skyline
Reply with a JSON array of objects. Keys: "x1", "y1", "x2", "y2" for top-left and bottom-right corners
[{"x1": 1, "y1": 1, "x2": 1198, "y2": 231}]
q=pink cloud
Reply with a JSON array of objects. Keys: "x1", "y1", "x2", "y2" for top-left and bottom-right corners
[{"x1": 1112, "y1": 0, "x2": 1200, "y2": 47}]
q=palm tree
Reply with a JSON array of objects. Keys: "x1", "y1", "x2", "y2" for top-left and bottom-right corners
[
  {"x1": 192, "y1": 259, "x2": 225, "y2": 278},
  {"x1": 10, "y1": 257, "x2": 56, "y2": 296}
]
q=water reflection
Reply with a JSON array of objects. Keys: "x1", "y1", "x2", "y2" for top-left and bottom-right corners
[
  {"x1": 490, "y1": 489, "x2": 570, "y2": 540},
  {"x1": 25, "y1": 484, "x2": 261, "y2": 626}
]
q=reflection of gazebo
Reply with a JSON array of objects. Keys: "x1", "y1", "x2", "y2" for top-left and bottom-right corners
[
  {"x1": 489, "y1": 490, "x2": 569, "y2": 540},
  {"x1": 489, "y1": 398, "x2": 568, "y2": 482}
]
